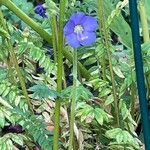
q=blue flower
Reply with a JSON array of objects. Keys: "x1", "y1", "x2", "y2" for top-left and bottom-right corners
[
  {"x1": 64, "y1": 12, "x2": 98, "y2": 48},
  {"x1": 34, "y1": 4, "x2": 47, "y2": 18}
]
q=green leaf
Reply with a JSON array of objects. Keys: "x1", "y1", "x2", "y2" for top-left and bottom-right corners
[
  {"x1": 116, "y1": 132, "x2": 123, "y2": 143},
  {"x1": 113, "y1": 66, "x2": 125, "y2": 78},
  {"x1": 0, "y1": 97, "x2": 13, "y2": 109},
  {"x1": 11, "y1": 134, "x2": 23, "y2": 146},
  {"x1": 0, "y1": 83, "x2": 7, "y2": 95},
  {"x1": 99, "y1": 88, "x2": 111, "y2": 97},
  {"x1": 6, "y1": 139, "x2": 13, "y2": 150},
  {"x1": 0, "y1": 109, "x2": 5, "y2": 127},
  {"x1": 28, "y1": 84, "x2": 60, "y2": 99},
  {"x1": 104, "y1": 94, "x2": 114, "y2": 106},
  {"x1": 105, "y1": 128, "x2": 122, "y2": 139},
  {"x1": 120, "y1": 101, "x2": 129, "y2": 120},
  {"x1": 0, "y1": 67, "x2": 7, "y2": 80},
  {"x1": 2, "y1": 87, "x2": 11, "y2": 97},
  {"x1": 144, "y1": 0, "x2": 150, "y2": 22},
  {"x1": 0, "y1": 141, "x2": 7, "y2": 150},
  {"x1": 62, "y1": 85, "x2": 93, "y2": 100},
  {"x1": 0, "y1": 28, "x2": 10, "y2": 38},
  {"x1": 18, "y1": 41, "x2": 29, "y2": 55},
  {"x1": 80, "y1": 108, "x2": 93, "y2": 122},
  {"x1": 94, "y1": 108, "x2": 103, "y2": 125}
]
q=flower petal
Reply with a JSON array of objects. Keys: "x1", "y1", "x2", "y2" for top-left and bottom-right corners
[
  {"x1": 70, "y1": 12, "x2": 86, "y2": 25},
  {"x1": 34, "y1": 4, "x2": 47, "y2": 18},
  {"x1": 81, "y1": 16, "x2": 98, "y2": 31},
  {"x1": 64, "y1": 20, "x2": 75, "y2": 36},
  {"x1": 79, "y1": 31, "x2": 96, "y2": 46},
  {"x1": 66, "y1": 33, "x2": 80, "y2": 48}
]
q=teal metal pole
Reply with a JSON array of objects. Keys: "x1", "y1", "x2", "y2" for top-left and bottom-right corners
[{"x1": 129, "y1": 0, "x2": 150, "y2": 149}]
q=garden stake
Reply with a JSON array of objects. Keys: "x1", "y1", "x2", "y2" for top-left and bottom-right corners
[{"x1": 129, "y1": 0, "x2": 150, "y2": 149}]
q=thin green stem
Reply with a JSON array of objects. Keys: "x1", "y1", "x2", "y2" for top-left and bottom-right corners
[
  {"x1": 0, "y1": 10, "x2": 33, "y2": 112},
  {"x1": 138, "y1": 1, "x2": 150, "y2": 99},
  {"x1": 138, "y1": 1, "x2": 150, "y2": 42},
  {"x1": 7, "y1": 40, "x2": 33, "y2": 112},
  {"x1": 97, "y1": 0, "x2": 120, "y2": 127},
  {"x1": 0, "y1": 37, "x2": 15, "y2": 83},
  {"x1": 97, "y1": 0, "x2": 106, "y2": 80},
  {"x1": 130, "y1": 82, "x2": 136, "y2": 118},
  {"x1": 45, "y1": 0, "x2": 58, "y2": 63},
  {"x1": 63, "y1": 49, "x2": 90, "y2": 80},
  {"x1": 0, "y1": 0, "x2": 90, "y2": 80},
  {"x1": 50, "y1": 16, "x2": 58, "y2": 63},
  {"x1": 53, "y1": 0, "x2": 65, "y2": 149},
  {"x1": 146, "y1": 73, "x2": 150, "y2": 98},
  {"x1": 68, "y1": 49, "x2": 77, "y2": 150}
]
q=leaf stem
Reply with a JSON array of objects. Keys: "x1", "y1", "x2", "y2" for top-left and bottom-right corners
[
  {"x1": 7, "y1": 40, "x2": 33, "y2": 112},
  {"x1": 97, "y1": 0, "x2": 106, "y2": 80},
  {"x1": 138, "y1": 1, "x2": 150, "y2": 98},
  {"x1": 130, "y1": 82, "x2": 136, "y2": 118},
  {"x1": 97, "y1": 0, "x2": 120, "y2": 127},
  {"x1": 50, "y1": 16, "x2": 58, "y2": 63},
  {"x1": 0, "y1": 10, "x2": 33, "y2": 112},
  {"x1": 138, "y1": 1, "x2": 150, "y2": 42},
  {"x1": 68, "y1": 49, "x2": 77, "y2": 150}
]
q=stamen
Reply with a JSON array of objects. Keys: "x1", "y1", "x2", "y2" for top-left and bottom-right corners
[
  {"x1": 74, "y1": 25, "x2": 84, "y2": 33},
  {"x1": 74, "y1": 25, "x2": 88, "y2": 41},
  {"x1": 76, "y1": 32, "x2": 88, "y2": 41}
]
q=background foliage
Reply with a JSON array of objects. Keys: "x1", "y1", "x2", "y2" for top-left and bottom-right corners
[{"x1": 0, "y1": 0, "x2": 150, "y2": 149}]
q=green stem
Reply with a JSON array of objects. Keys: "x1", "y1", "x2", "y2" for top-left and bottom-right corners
[
  {"x1": 7, "y1": 40, "x2": 33, "y2": 112},
  {"x1": 0, "y1": 0, "x2": 52, "y2": 43},
  {"x1": 130, "y1": 82, "x2": 136, "y2": 118},
  {"x1": 0, "y1": 10, "x2": 33, "y2": 112},
  {"x1": 53, "y1": 0, "x2": 65, "y2": 149},
  {"x1": 97, "y1": 0, "x2": 120, "y2": 127},
  {"x1": 45, "y1": 0, "x2": 58, "y2": 63},
  {"x1": 138, "y1": 1, "x2": 150, "y2": 42},
  {"x1": 0, "y1": 0, "x2": 90, "y2": 80},
  {"x1": 50, "y1": 16, "x2": 58, "y2": 63},
  {"x1": 138, "y1": 1, "x2": 150, "y2": 99},
  {"x1": 68, "y1": 49, "x2": 77, "y2": 150},
  {"x1": 97, "y1": 0, "x2": 106, "y2": 80},
  {"x1": 146, "y1": 73, "x2": 150, "y2": 98},
  {"x1": 63, "y1": 49, "x2": 90, "y2": 80}
]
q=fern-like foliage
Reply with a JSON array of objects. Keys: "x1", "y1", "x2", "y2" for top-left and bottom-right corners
[
  {"x1": 0, "y1": 133, "x2": 27, "y2": 150},
  {"x1": 28, "y1": 83, "x2": 60, "y2": 99},
  {"x1": 0, "y1": 79, "x2": 28, "y2": 111},
  {"x1": 13, "y1": 109, "x2": 53, "y2": 150},
  {"x1": 18, "y1": 40, "x2": 56, "y2": 75}
]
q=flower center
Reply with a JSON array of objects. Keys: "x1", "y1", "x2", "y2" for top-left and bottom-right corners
[
  {"x1": 74, "y1": 25, "x2": 84, "y2": 33},
  {"x1": 74, "y1": 25, "x2": 88, "y2": 41}
]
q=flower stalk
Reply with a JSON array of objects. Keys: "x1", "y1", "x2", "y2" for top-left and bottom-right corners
[
  {"x1": 68, "y1": 49, "x2": 77, "y2": 150},
  {"x1": 53, "y1": 0, "x2": 65, "y2": 149}
]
